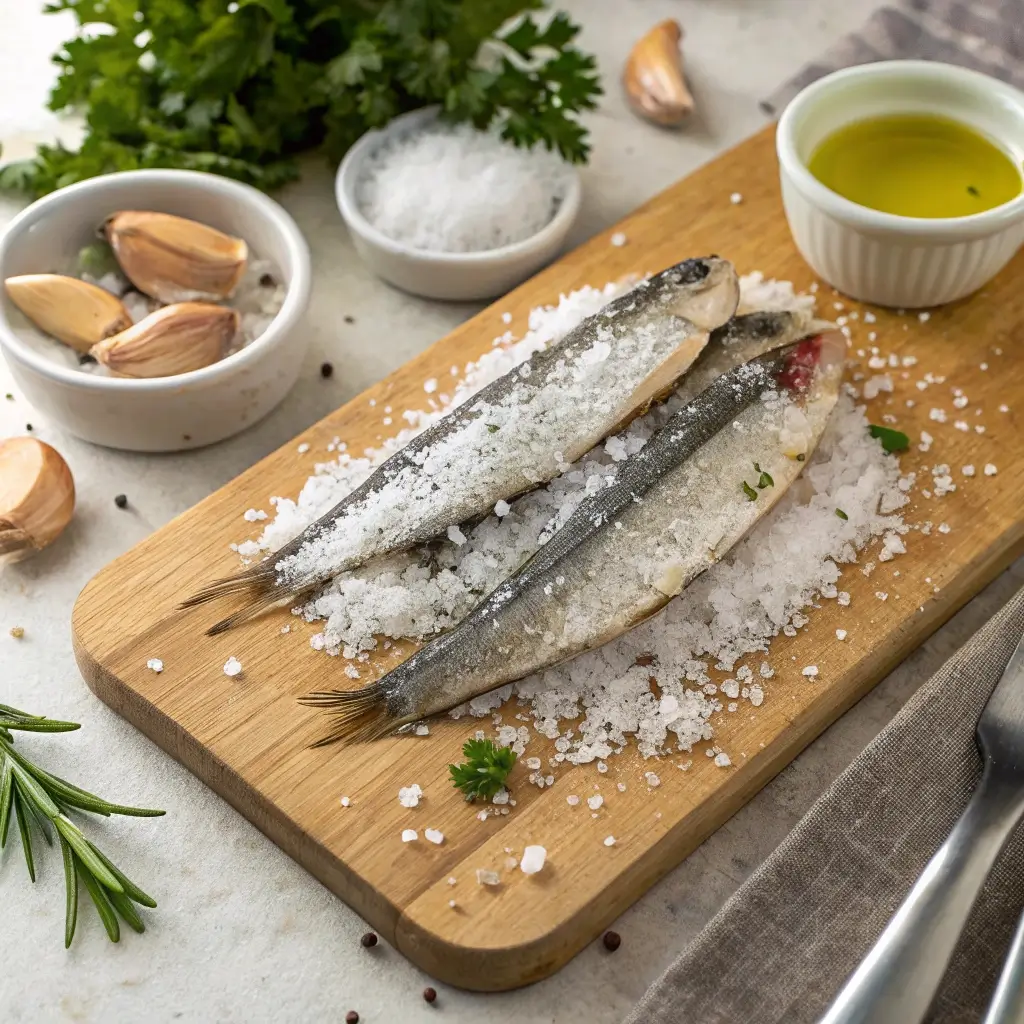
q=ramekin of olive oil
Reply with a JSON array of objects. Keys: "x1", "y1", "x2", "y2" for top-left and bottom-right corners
[{"x1": 808, "y1": 113, "x2": 1022, "y2": 219}]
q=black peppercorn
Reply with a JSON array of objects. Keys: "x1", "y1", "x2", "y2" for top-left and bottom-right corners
[
  {"x1": 602, "y1": 930, "x2": 621, "y2": 952},
  {"x1": 114, "y1": 494, "x2": 128, "y2": 509},
  {"x1": 360, "y1": 931, "x2": 377, "y2": 948},
  {"x1": 320, "y1": 362, "x2": 334, "y2": 379}
]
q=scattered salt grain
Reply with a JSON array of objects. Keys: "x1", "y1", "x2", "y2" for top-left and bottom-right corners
[
  {"x1": 962, "y1": 465, "x2": 975, "y2": 477},
  {"x1": 491, "y1": 788, "x2": 510, "y2": 805},
  {"x1": 587, "y1": 794, "x2": 604, "y2": 811},
  {"x1": 414, "y1": 723, "x2": 430, "y2": 736},
  {"x1": 243, "y1": 508, "x2": 268, "y2": 522},
  {"x1": 863, "y1": 311, "x2": 876, "y2": 323},
  {"x1": 918, "y1": 311, "x2": 931, "y2": 322},
  {"x1": 423, "y1": 378, "x2": 438, "y2": 394},
  {"x1": 714, "y1": 752, "x2": 732, "y2": 768},
  {"x1": 644, "y1": 772, "x2": 661, "y2": 788},
  {"x1": 985, "y1": 464, "x2": 998, "y2": 476},
  {"x1": 476, "y1": 869, "x2": 500, "y2": 886},
  {"x1": 447, "y1": 524, "x2": 467, "y2": 545},
  {"x1": 836, "y1": 629, "x2": 847, "y2": 641},
  {"x1": 876, "y1": 591, "x2": 889, "y2": 601},
  {"x1": 401, "y1": 829, "x2": 418, "y2": 843},
  {"x1": 617, "y1": 782, "x2": 627, "y2": 792},
  {"x1": 610, "y1": 232, "x2": 628, "y2": 247},
  {"x1": 603, "y1": 835, "x2": 617, "y2": 847},
  {"x1": 424, "y1": 828, "x2": 445, "y2": 845},
  {"x1": 730, "y1": 193, "x2": 743, "y2": 205},
  {"x1": 494, "y1": 499, "x2": 511, "y2": 517},
  {"x1": 802, "y1": 665, "x2": 819, "y2": 678},
  {"x1": 938, "y1": 522, "x2": 951, "y2": 534},
  {"x1": 297, "y1": 443, "x2": 310, "y2": 454},
  {"x1": 520, "y1": 845, "x2": 547, "y2": 874},
  {"x1": 223, "y1": 657, "x2": 242, "y2": 677},
  {"x1": 398, "y1": 784, "x2": 423, "y2": 808},
  {"x1": 749, "y1": 686, "x2": 764, "y2": 707},
  {"x1": 567, "y1": 795, "x2": 580, "y2": 806},
  {"x1": 340, "y1": 797, "x2": 351, "y2": 807},
  {"x1": 146, "y1": 658, "x2": 163, "y2": 673}
]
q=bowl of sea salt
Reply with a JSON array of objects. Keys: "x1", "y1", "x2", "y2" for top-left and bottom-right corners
[{"x1": 336, "y1": 107, "x2": 581, "y2": 301}]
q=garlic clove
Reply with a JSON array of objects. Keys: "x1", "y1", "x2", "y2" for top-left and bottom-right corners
[
  {"x1": 104, "y1": 211, "x2": 248, "y2": 304},
  {"x1": 90, "y1": 301, "x2": 239, "y2": 378},
  {"x1": 623, "y1": 20, "x2": 694, "y2": 127},
  {"x1": 4, "y1": 274, "x2": 132, "y2": 354},
  {"x1": 0, "y1": 437, "x2": 76, "y2": 563}
]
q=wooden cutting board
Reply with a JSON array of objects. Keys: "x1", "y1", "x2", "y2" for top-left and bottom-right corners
[{"x1": 72, "y1": 125, "x2": 1024, "y2": 991}]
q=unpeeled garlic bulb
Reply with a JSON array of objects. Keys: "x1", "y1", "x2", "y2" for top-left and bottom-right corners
[
  {"x1": 4, "y1": 274, "x2": 132, "y2": 353},
  {"x1": 0, "y1": 437, "x2": 76, "y2": 563},
  {"x1": 90, "y1": 301, "x2": 239, "y2": 378},
  {"x1": 104, "y1": 211, "x2": 248, "y2": 304},
  {"x1": 623, "y1": 20, "x2": 694, "y2": 127}
]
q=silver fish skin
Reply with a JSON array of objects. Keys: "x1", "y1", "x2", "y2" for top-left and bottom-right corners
[
  {"x1": 303, "y1": 321, "x2": 845, "y2": 743},
  {"x1": 182, "y1": 257, "x2": 740, "y2": 633}
]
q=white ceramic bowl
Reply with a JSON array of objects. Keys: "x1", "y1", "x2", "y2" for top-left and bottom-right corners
[
  {"x1": 777, "y1": 60, "x2": 1024, "y2": 308},
  {"x1": 0, "y1": 170, "x2": 311, "y2": 451},
  {"x1": 335, "y1": 107, "x2": 581, "y2": 301}
]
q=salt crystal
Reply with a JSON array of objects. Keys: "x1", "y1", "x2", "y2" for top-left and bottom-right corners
[
  {"x1": 875, "y1": 591, "x2": 889, "y2": 601},
  {"x1": 962, "y1": 465, "x2": 975, "y2": 477},
  {"x1": 297, "y1": 443, "x2": 310, "y2": 454},
  {"x1": 398, "y1": 784, "x2": 423, "y2": 808},
  {"x1": 729, "y1": 193, "x2": 743, "y2": 205},
  {"x1": 587, "y1": 794, "x2": 604, "y2": 811},
  {"x1": 447, "y1": 524, "x2": 467, "y2": 545},
  {"x1": 146, "y1": 658, "x2": 163, "y2": 673},
  {"x1": 918, "y1": 311, "x2": 931, "y2": 322},
  {"x1": 617, "y1": 782, "x2": 627, "y2": 792},
  {"x1": 243, "y1": 508, "x2": 268, "y2": 522},
  {"x1": 520, "y1": 845, "x2": 547, "y2": 874},
  {"x1": 864, "y1": 311, "x2": 876, "y2": 323},
  {"x1": 415, "y1": 723, "x2": 430, "y2": 736},
  {"x1": 644, "y1": 772, "x2": 661, "y2": 788},
  {"x1": 714, "y1": 752, "x2": 732, "y2": 767},
  {"x1": 749, "y1": 686, "x2": 765, "y2": 707},
  {"x1": 402, "y1": 829, "x2": 418, "y2": 843},
  {"x1": 424, "y1": 378, "x2": 438, "y2": 394},
  {"x1": 476, "y1": 869, "x2": 500, "y2": 886},
  {"x1": 491, "y1": 788, "x2": 510, "y2": 805},
  {"x1": 525, "y1": 756, "x2": 542, "y2": 770},
  {"x1": 836, "y1": 629, "x2": 847, "y2": 641},
  {"x1": 340, "y1": 797, "x2": 350, "y2": 807},
  {"x1": 223, "y1": 657, "x2": 242, "y2": 677},
  {"x1": 938, "y1": 522, "x2": 951, "y2": 534},
  {"x1": 449, "y1": 900, "x2": 457, "y2": 909},
  {"x1": 494, "y1": 499, "x2": 511, "y2": 517},
  {"x1": 985, "y1": 463, "x2": 998, "y2": 476},
  {"x1": 953, "y1": 395, "x2": 969, "y2": 409},
  {"x1": 610, "y1": 231, "x2": 628, "y2": 246},
  {"x1": 802, "y1": 665, "x2": 819, "y2": 678},
  {"x1": 425, "y1": 828, "x2": 445, "y2": 845},
  {"x1": 603, "y1": 835, "x2": 617, "y2": 847},
  {"x1": 567, "y1": 795, "x2": 580, "y2": 806}
]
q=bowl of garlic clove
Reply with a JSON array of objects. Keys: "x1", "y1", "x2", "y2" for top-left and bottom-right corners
[{"x1": 0, "y1": 171, "x2": 311, "y2": 452}]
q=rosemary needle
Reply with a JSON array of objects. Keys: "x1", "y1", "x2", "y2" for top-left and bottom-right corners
[{"x1": 0, "y1": 704, "x2": 164, "y2": 947}]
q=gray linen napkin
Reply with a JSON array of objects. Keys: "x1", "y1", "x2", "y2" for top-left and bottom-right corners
[
  {"x1": 766, "y1": 0, "x2": 1024, "y2": 113},
  {"x1": 625, "y1": 586, "x2": 1024, "y2": 1024}
]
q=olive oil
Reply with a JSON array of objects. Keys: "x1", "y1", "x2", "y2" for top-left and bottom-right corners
[{"x1": 808, "y1": 113, "x2": 1021, "y2": 218}]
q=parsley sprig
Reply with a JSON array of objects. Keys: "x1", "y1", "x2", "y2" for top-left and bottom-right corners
[
  {"x1": 3, "y1": 1, "x2": 601, "y2": 197},
  {"x1": 449, "y1": 738, "x2": 517, "y2": 801},
  {"x1": 0, "y1": 704, "x2": 163, "y2": 946}
]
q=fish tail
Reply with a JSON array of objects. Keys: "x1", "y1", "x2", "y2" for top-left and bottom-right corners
[
  {"x1": 178, "y1": 564, "x2": 291, "y2": 635},
  {"x1": 299, "y1": 683, "x2": 395, "y2": 746}
]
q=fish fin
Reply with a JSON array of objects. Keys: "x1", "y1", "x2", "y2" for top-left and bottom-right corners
[
  {"x1": 300, "y1": 684, "x2": 395, "y2": 746},
  {"x1": 178, "y1": 564, "x2": 294, "y2": 635}
]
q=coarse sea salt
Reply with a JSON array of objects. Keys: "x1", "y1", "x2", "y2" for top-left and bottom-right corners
[
  {"x1": 146, "y1": 658, "x2": 163, "y2": 673},
  {"x1": 356, "y1": 121, "x2": 572, "y2": 254},
  {"x1": 237, "y1": 272, "x2": 908, "y2": 764},
  {"x1": 424, "y1": 828, "x2": 445, "y2": 845},
  {"x1": 398, "y1": 784, "x2": 423, "y2": 808},
  {"x1": 520, "y1": 845, "x2": 547, "y2": 874},
  {"x1": 401, "y1": 829, "x2": 418, "y2": 843},
  {"x1": 223, "y1": 657, "x2": 242, "y2": 677}
]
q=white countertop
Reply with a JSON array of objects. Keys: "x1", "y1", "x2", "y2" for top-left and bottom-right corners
[{"x1": 8, "y1": 2, "x2": 1021, "y2": 1022}]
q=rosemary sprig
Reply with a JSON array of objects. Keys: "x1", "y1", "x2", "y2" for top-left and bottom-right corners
[{"x1": 0, "y1": 704, "x2": 164, "y2": 946}]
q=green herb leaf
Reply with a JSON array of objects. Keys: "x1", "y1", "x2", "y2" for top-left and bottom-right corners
[
  {"x1": 4, "y1": 2, "x2": 601, "y2": 196},
  {"x1": 868, "y1": 424, "x2": 910, "y2": 453},
  {"x1": 449, "y1": 738, "x2": 517, "y2": 802},
  {"x1": 835, "y1": 508, "x2": 849, "y2": 521},
  {"x1": 757, "y1": 470, "x2": 774, "y2": 489},
  {"x1": 0, "y1": 706, "x2": 163, "y2": 946},
  {"x1": 742, "y1": 480, "x2": 758, "y2": 501},
  {"x1": 486, "y1": 424, "x2": 500, "y2": 433}
]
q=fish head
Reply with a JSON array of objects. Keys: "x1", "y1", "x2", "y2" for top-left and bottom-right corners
[{"x1": 661, "y1": 256, "x2": 740, "y2": 331}]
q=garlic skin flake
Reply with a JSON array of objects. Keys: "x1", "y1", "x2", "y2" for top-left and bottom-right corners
[
  {"x1": 91, "y1": 302, "x2": 239, "y2": 378},
  {"x1": 0, "y1": 437, "x2": 75, "y2": 563},
  {"x1": 623, "y1": 20, "x2": 694, "y2": 127},
  {"x1": 4, "y1": 274, "x2": 131, "y2": 353},
  {"x1": 104, "y1": 211, "x2": 248, "y2": 304}
]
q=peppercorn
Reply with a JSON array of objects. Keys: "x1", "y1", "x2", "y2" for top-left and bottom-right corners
[
  {"x1": 320, "y1": 362, "x2": 334, "y2": 379},
  {"x1": 602, "y1": 930, "x2": 621, "y2": 952},
  {"x1": 360, "y1": 931, "x2": 377, "y2": 948},
  {"x1": 423, "y1": 987, "x2": 437, "y2": 1004},
  {"x1": 345, "y1": 1013, "x2": 359, "y2": 1024},
  {"x1": 114, "y1": 494, "x2": 128, "y2": 509}
]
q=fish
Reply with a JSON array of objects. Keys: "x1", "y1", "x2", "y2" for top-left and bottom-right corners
[
  {"x1": 181, "y1": 257, "x2": 740, "y2": 634},
  {"x1": 301, "y1": 318, "x2": 845, "y2": 744}
]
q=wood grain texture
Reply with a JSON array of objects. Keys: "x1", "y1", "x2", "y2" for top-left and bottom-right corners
[{"x1": 72, "y1": 126, "x2": 1024, "y2": 991}]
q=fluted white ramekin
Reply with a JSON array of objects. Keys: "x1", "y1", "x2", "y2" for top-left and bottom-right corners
[{"x1": 777, "y1": 61, "x2": 1024, "y2": 309}]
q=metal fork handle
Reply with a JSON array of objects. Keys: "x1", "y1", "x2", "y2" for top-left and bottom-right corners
[
  {"x1": 983, "y1": 910, "x2": 1024, "y2": 1024},
  {"x1": 820, "y1": 768, "x2": 1024, "y2": 1024}
]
